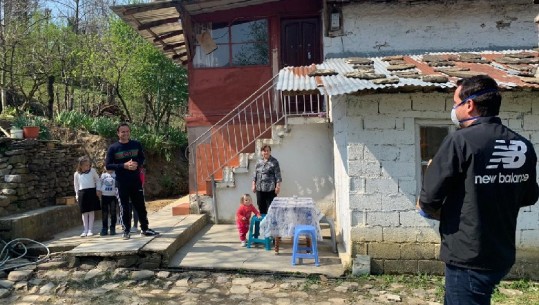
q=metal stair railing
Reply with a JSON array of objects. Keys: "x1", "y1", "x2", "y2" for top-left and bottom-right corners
[
  {"x1": 187, "y1": 74, "x2": 328, "y2": 196},
  {"x1": 187, "y1": 74, "x2": 281, "y2": 195}
]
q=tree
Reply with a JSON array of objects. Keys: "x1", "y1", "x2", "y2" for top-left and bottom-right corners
[
  {"x1": 0, "y1": 0, "x2": 189, "y2": 133},
  {"x1": 103, "y1": 16, "x2": 187, "y2": 130}
]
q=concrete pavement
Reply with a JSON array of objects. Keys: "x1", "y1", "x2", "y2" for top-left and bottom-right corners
[
  {"x1": 171, "y1": 224, "x2": 345, "y2": 277},
  {"x1": 29, "y1": 200, "x2": 344, "y2": 277}
]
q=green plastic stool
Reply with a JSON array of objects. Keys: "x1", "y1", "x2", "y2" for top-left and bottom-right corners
[{"x1": 247, "y1": 215, "x2": 272, "y2": 250}]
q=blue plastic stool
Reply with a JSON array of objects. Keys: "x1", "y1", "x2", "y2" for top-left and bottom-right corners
[
  {"x1": 291, "y1": 225, "x2": 320, "y2": 266},
  {"x1": 247, "y1": 215, "x2": 272, "y2": 250}
]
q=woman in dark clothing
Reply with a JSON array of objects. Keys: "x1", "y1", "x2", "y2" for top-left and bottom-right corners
[{"x1": 251, "y1": 145, "x2": 282, "y2": 214}]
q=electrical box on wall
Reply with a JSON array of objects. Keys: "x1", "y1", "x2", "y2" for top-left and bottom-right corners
[{"x1": 327, "y1": 3, "x2": 344, "y2": 37}]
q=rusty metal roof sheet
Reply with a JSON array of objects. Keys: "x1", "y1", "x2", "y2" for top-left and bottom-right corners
[
  {"x1": 277, "y1": 50, "x2": 539, "y2": 96},
  {"x1": 111, "y1": 0, "x2": 278, "y2": 66},
  {"x1": 111, "y1": 1, "x2": 187, "y2": 65}
]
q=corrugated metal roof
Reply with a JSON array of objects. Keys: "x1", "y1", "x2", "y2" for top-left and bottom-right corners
[
  {"x1": 111, "y1": 1, "x2": 187, "y2": 65},
  {"x1": 277, "y1": 50, "x2": 539, "y2": 96},
  {"x1": 111, "y1": 0, "x2": 278, "y2": 66}
]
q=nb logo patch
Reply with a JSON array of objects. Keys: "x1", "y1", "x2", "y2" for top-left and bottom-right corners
[{"x1": 486, "y1": 140, "x2": 527, "y2": 169}]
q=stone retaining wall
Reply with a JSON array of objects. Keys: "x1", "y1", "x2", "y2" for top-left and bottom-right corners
[
  {"x1": 0, "y1": 138, "x2": 82, "y2": 217},
  {"x1": 0, "y1": 205, "x2": 82, "y2": 241}
]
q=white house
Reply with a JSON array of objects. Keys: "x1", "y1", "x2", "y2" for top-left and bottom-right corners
[{"x1": 114, "y1": 0, "x2": 539, "y2": 278}]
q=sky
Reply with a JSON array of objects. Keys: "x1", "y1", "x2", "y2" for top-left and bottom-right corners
[{"x1": 43, "y1": 0, "x2": 131, "y2": 21}]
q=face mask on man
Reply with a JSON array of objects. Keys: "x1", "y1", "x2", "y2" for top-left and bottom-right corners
[{"x1": 450, "y1": 107, "x2": 461, "y2": 127}]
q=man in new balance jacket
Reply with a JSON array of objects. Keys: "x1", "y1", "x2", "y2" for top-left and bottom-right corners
[{"x1": 418, "y1": 75, "x2": 538, "y2": 305}]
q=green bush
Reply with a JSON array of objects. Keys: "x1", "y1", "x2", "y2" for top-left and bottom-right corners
[
  {"x1": 55, "y1": 111, "x2": 93, "y2": 129},
  {"x1": 54, "y1": 110, "x2": 186, "y2": 158},
  {"x1": 33, "y1": 116, "x2": 51, "y2": 140},
  {"x1": 90, "y1": 117, "x2": 119, "y2": 138},
  {"x1": 164, "y1": 126, "x2": 188, "y2": 148}
]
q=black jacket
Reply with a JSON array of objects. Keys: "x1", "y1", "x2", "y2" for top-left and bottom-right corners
[
  {"x1": 105, "y1": 140, "x2": 145, "y2": 188},
  {"x1": 419, "y1": 117, "x2": 538, "y2": 271}
]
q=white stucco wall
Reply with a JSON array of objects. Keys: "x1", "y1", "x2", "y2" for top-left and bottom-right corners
[
  {"x1": 324, "y1": 0, "x2": 537, "y2": 58},
  {"x1": 336, "y1": 91, "x2": 539, "y2": 257},
  {"x1": 331, "y1": 95, "x2": 351, "y2": 254},
  {"x1": 215, "y1": 123, "x2": 335, "y2": 223}
]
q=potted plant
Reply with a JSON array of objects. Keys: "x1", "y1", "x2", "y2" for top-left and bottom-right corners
[
  {"x1": 12, "y1": 114, "x2": 42, "y2": 139},
  {"x1": 23, "y1": 125, "x2": 40, "y2": 139},
  {"x1": 11, "y1": 116, "x2": 27, "y2": 139}
]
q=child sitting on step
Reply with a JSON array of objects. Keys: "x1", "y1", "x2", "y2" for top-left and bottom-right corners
[{"x1": 236, "y1": 194, "x2": 261, "y2": 247}]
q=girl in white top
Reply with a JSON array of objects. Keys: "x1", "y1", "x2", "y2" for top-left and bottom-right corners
[{"x1": 73, "y1": 156, "x2": 102, "y2": 237}]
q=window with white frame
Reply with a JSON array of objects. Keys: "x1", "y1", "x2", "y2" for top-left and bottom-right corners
[
  {"x1": 193, "y1": 19, "x2": 269, "y2": 68},
  {"x1": 417, "y1": 122, "x2": 455, "y2": 185}
]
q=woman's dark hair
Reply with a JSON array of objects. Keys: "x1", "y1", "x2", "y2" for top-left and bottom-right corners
[
  {"x1": 261, "y1": 145, "x2": 271, "y2": 152},
  {"x1": 456, "y1": 75, "x2": 501, "y2": 116}
]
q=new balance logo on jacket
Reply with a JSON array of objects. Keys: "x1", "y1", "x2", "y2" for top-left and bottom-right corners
[
  {"x1": 486, "y1": 140, "x2": 527, "y2": 169},
  {"x1": 475, "y1": 139, "x2": 530, "y2": 184}
]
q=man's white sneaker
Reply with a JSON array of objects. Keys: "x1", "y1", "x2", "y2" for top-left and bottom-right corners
[
  {"x1": 241, "y1": 241, "x2": 246, "y2": 247},
  {"x1": 80, "y1": 232, "x2": 87, "y2": 237},
  {"x1": 86, "y1": 232, "x2": 94, "y2": 237}
]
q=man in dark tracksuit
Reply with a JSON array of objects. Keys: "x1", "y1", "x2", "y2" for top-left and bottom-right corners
[
  {"x1": 106, "y1": 123, "x2": 159, "y2": 240},
  {"x1": 418, "y1": 75, "x2": 538, "y2": 305}
]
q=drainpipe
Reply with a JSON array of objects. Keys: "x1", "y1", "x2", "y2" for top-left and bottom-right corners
[
  {"x1": 535, "y1": 13, "x2": 539, "y2": 49},
  {"x1": 536, "y1": 14, "x2": 539, "y2": 78},
  {"x1": 211, "y1": 175, "x2": 218, "y2": 224}
]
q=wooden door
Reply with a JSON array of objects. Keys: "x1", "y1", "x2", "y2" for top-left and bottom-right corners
[
  {"x1": 281, "y1": 18, "x2": 321, "y2": 67},
  {"x1": 280, "y1": 18, "x2": 322, "y2": 115}
]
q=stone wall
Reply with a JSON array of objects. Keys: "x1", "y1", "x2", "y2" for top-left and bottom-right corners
[{"x1": 0, "y1": 138, "x2": 82, "y2": 217}]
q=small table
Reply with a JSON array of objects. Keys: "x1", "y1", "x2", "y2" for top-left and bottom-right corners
[{"x1": 260, "y1": 197, "x2": 323, "y2": 254}]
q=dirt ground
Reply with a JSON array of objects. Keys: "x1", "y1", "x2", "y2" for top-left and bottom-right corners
[{"x1": 145, "y1": 198, "x2": 178, "y2": 213}]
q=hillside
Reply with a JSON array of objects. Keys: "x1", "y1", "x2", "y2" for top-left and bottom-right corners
[{"x1": 48, "y1": 125, "x2": 189, "y2": 199}]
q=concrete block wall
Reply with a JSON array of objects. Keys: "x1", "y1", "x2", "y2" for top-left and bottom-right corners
[{"x1": 340, "y1": 91, "x2": 539, "y2": 275}]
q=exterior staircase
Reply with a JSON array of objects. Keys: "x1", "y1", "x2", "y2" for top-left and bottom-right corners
[{"x1": 187, "y1": 74, "x2": 327, "y2": 222}]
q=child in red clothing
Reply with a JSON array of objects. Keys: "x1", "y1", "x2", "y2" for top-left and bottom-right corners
[{"x1": 236, "y1": 194, "x2": 261, "y2": 247}]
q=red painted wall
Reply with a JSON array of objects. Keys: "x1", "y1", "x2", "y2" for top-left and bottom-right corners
[{"x1": 186, "y1": 0, "x2": 322, "y2": 127}]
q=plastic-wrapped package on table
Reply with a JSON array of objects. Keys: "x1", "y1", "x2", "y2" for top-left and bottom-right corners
[{"x1": 260, "y1": 197, "x2": 323, "y2": 241}]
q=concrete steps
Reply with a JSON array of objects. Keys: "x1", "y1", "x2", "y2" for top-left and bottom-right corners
[{"x1": 24, "y1": 200, "x2": 209, "y2": 269}]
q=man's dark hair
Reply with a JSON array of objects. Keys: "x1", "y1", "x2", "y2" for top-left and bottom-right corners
[
  {"x1": 117, "y1": 122, "x2": 130, "y2": 132},
  {"x1": 456, "y1": 75, "x2": 501, "y2": 116},
  {"x1": 261, "y1": 145, "x2": 271, "y2": 152}
]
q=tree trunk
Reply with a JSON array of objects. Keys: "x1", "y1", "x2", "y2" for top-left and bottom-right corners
[
  {"x1": 0, "y1": 0, "x2": 8, "y2": 112},
  {"x1": 114, "y1": 83, "x2": 132, "y2": 122},
  {"x1": 47, "y1": 75, "x2": 54, "y2": 119},
  {"x1": 0, "y1": 69, "x2": 6, "y2": 113}
]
